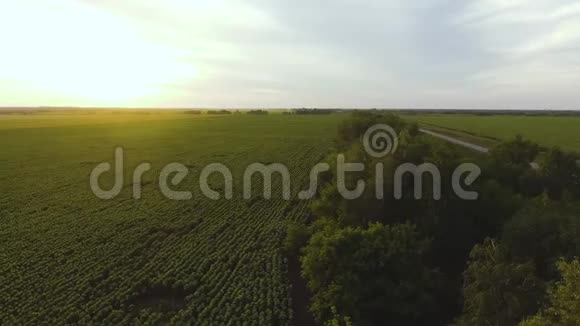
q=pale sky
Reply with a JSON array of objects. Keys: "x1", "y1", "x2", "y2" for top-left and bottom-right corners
[{"x1": 1, "y1": 0, "x2": 580, "y2": 109}]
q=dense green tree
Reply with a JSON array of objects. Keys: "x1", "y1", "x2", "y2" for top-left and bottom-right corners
[
  {"x1": 541, "y1": 147, "x2": 580, "y2": 199},
  {"x1": 501, "y1": 200, "x2": 580, "y2": 278},
  {"x1": 519, "y1": 259, "x2": 580, "y2": 326},
  {"x1": 488, "y1": 136, "x2": 540, "y2": 192},
  {"x1": 457, "y1": 238, "x2": 543, "y2": 326},
  {"x1": 491, "y1": 135, "x2": 539, "y2": 167},
  {"x1": 301, "y1": 223, "x2": 439, "y2": 325},
  {"x1": 336, "y1": 112, "x2": 406, "y2": 149}
]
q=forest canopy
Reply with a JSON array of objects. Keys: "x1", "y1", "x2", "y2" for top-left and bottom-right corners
[{"x1": 286, "y1": 112, "x2": 580, "y2": 326}]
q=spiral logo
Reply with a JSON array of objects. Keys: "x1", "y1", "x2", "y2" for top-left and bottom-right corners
[{"x1": 362, "y1": 124, "x2": 399, "y2": 158}]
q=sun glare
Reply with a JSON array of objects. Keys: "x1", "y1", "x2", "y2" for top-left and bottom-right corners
[{"x1": 0, "y1": 1, "x2": 193, "y2": 106}]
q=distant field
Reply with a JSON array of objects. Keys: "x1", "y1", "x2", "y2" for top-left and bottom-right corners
[
  {"x1": 0, "y1": 110, "x2": 218, "y2": 129},
  {"x1": 405, "y1": 114, "x2": 580, "y2": 153},
  {"x1": 0, "y1": 112, "x2": 344, "y2": 324}
]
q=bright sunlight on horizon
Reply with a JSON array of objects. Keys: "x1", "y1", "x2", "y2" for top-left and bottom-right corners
[
  {"x1": 1, "y1": 0, "x2": 580, "y2": 109},
  {"x1": 0, "y1": 1, "x2": 199, "y2": 107}
]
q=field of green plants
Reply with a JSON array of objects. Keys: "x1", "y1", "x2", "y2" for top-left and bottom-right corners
[
  {"x1": 0, "y1": 111, "x2": 344, "y2": 324},
  {"x1": 405, "y1": 114, "x2": 580, "y2": 153}
]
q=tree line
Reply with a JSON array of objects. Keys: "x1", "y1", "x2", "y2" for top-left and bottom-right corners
[{"x1": 285, "y1": 112, "x2": 580, "y2": 326}]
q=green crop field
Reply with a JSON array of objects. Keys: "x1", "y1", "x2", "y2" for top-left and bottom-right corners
[
  {"x1": 405, "y1": 114, "x2": 580, "y2": 153},
  {"x1": 0, "y1": 111, "x2": 344, "y2": 325}
]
